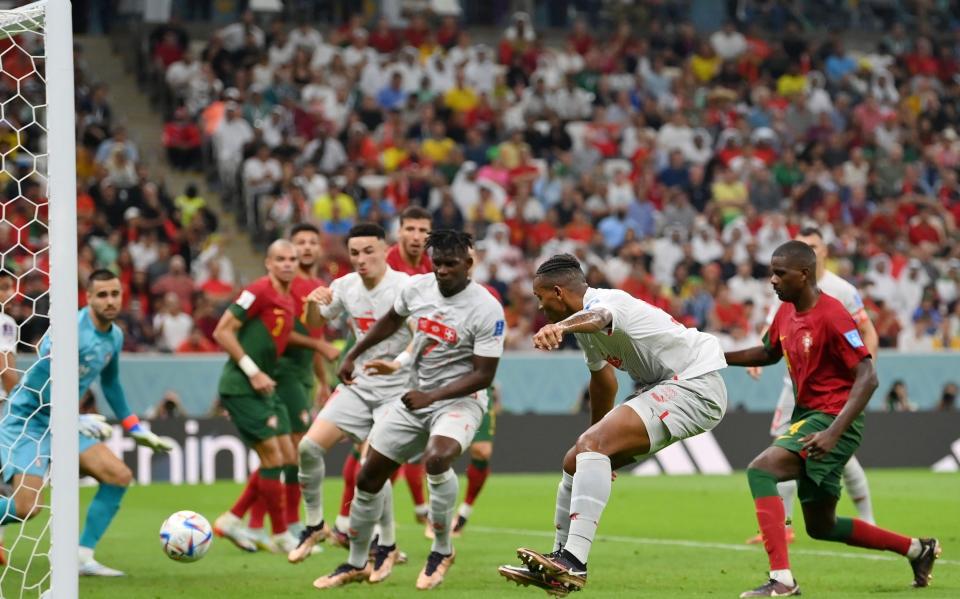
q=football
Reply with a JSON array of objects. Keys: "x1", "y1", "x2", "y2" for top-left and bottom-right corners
[{"x1": 159, "y1": 511, "x2": 213, "y2": 562}]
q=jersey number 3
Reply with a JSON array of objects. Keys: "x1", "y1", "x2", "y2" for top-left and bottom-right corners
[{"x1": 271, "y1": 309, "x2": 286, "y2": 337}]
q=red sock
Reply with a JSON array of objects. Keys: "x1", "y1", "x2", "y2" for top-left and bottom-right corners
[
  {"x1": 230, "y1": 470, "x2": 260, "y2": 518},
  {"x1": 404, "y1": 462, "x2": 426, "y2": 506},
  {"x1": 285, "y1": 481, "x2": 301, "y2": 525},
  {"x1": 258, "y1": 475, "x2": 287, "y2": 535},
  {"x1": 465, "y1": 462, "x2": 491, "y2": 505},
  {"x1": 755, "y1": 496, "x2": 790, "y2": 570},
  {"x1": 249, "y1": 498, "x2": 266, "y2": 529},
  {"x1": 339, "y1": 453, "x2": 361, "y2": 518},
  {"x1": 848, "y1": 519, "x2": 912, "y2": 555}
]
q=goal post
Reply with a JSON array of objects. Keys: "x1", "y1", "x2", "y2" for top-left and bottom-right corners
[{"x1": 46, "y1": 0, "x2": 78, "y2": 597}]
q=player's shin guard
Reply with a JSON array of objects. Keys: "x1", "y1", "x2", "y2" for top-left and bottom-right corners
[
  {"x1": 776, "y1": 480, "x2": 797, "y2": 524},
  {"x1": 298, "y1": 437, "x2": 327, "y2": 527},
  {"x1": 553, "y1": 471, "x2": 574, "y2": 552},
  {"x1": 843, "y1": 457, "x2": 875, "y2": 524},
  {"x1": 230, "y1": 469, "x2": 260, "y2": 518},
  {"x1": 79, "y1": 484, "x2": 127, "y2": 549},
  {"x1": 564, "y1": 452, "x2": 612, "y2": 565},
  {"x1": 284, "y1": 465, "x2": 301, "y2": 526},
  {"x1": 427, "y1": 469, "x2": 458, "y2": 555},
  {"x1": 377, "y1": 480, "x2": 396, "y2": 547},
  {"x1": 339, "y1": 451, "x2": 361, "y2": 520},
  {"x1": 465, "y1": 459, "x2": 490, "y2": 506},
  {"x1": 747, "y1": 468, "x2": 790, "y2": 571},
  {"x1": 258, "y1": 467, "x2": 288, "y2": 535},
  {"x1": 825, "y1": 517, "x2": 912, "y2": 555},
  {"x1": 348, "y1": 487, "x2": 385, "y2": 568}
]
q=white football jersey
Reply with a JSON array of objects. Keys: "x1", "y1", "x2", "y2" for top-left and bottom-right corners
[
  {"x1": 574, "y1": 287, "x2": 727, "y2": 386},
  {"x1": 320, "y1": 268, "x2": 412, "y2": 401},
  {"x1": 394, "y1": 274, "x2": 506, "y2": 410}
]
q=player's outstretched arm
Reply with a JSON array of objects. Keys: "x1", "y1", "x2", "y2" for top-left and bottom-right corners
[
  {"x1": 401, "y1": 355, "x2": 500, "y2": 411},
  {"x1": 100, "y1": 355, "x2": 172, "y2": 453},
  {"x1": 588, "y1": 364, "x2": 618, "y2": 424},
  {"x1": 724, "y1": 344, "x2": 782, "y2": 368},
  {"x1": 801, "y1": 357, "x2": 878, "y2": 459},
  {"x1": 339, "y1": 307, "x2": 406, "y2": 383},
  {"x1": 533, "y1": 308, "x2": 612, "y2": 350},
  {"x1": 305, "y1": 286, "x2": 334, "y2": 328}
]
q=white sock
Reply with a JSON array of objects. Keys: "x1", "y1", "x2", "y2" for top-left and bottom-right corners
[
  {"x1": 553, "y1": 471, "x2": 574, "y2": 551},
  {"x1": 427, "y1": 469, "x2": 458, "y2": 555},
  {"x1": 377, "y1": 480, "x2": 396, "y2": 547},
  {"x1": 457, "y1": 503, "x2": 473, "y2": 519},
  {"x1": 770, "y1": 568, "x2": 795, "y2": 586},
  {"x1": 297, "y1": 438, "x2": 326, "y2": 527},
  {"x1": 347, "y1": 488, "x2": 385, "y2": 568},
  {"x1": 564, "y1": 452, "x2": 612, "y2": 565},
  {"x1": 843, "y1": 456, "x2": 875, "y2": 524},
  {"x1": 78, "y1": 546, "x2": 94, "y2": 564},
  {"x1": 335, "y1": 514, "x2": 350, "y2": 531},
  {"x1": 777, "y1": 480, "x2": 797, "y2": 525},
  {"x1": 907, "y1": 538, "x2": 923, "y2": 559},
  {"x1": 414, "y1": 503, "x2": 429, "y2": 516}
]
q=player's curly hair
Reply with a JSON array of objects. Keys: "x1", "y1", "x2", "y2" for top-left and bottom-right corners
[
  {"x1": 426, "y1": 229, "x2": 473, "y2": 256},
  {"x1": 535, "y1": 254, "x2": 587, "y2": 288}
]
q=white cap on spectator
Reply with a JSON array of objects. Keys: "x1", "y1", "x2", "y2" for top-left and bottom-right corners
[
  {"x1": 224, "y1": 87, "x2": 241, "y2": 100},
  {"x1": 124, "y1": 207, "x2": 141, "y2": 220}
]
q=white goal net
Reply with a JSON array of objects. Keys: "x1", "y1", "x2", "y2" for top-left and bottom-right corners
[{"x1": 0, "y1": 1, "x2": 77, "y2": 598}]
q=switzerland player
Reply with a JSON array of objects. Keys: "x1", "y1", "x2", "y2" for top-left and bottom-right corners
[
  {"x1": 213, "y1": 240, "x2": 299, "y2": 553},
  {"x1": 726, "y1": 241, "x2": 940, "y2": 597}
]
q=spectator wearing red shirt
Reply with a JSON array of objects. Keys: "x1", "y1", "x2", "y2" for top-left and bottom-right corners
[
  {"x1": 386, "y1": 205, "x2": 434, "y2": 275},
  {"x1": 368, "y1": 17, "x2": 399, "y2": 54},
  {"x1": 162, "y1": 107, "x2": 202, "y2": 171},
  {"x1": 153, "y1": 30, "x2": 184, "y2": 70},
  {"x1": 151, "y1": 255, "x2": 194, "y2": 313},
  {"x1": 905, "y1": 37, "x2": 938, "y2": 77},
  {"x1": 436, "y1": 16, "x2": 460, "y2": 50},
  {"x1": 176, "y1": 326, "x2": 219, "y2": 353},
  {"x1": 569, "y1": 19, "x2": 593, "y2": 55},
  {"x1": 198, "y1": 261, "x2": 234, "y2": 305}
]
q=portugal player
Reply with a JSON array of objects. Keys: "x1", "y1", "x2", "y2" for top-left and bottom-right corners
[
  {"x1": 213, "y1": 240, "x2": 299, "y2": 553},
  {"x1": 726, "y1": 241, "x2": 940, "y2": 597}
]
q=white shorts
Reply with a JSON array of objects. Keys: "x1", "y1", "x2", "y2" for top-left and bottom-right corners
[
  {"x1": 623, "y1": 370, "x2": 727, "y2": 455},
  {"x1": 368, "y1": 394, "x2": 484, "y2": 464},
  {"x1": 769, "y1": 380, "x2": 795, "y2": 437},
  {"x1": 316, "y1": 384, "x2": 394, "y2": 443}
]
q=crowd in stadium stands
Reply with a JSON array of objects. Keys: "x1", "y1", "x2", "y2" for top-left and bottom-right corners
[{"x1": 138, "y1": 6, "x2": 960, "y2": 354}]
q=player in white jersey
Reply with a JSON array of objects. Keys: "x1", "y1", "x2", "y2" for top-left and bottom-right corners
[
  {"x1": 287, "y1": 223, "x2": 411, "y2": 579},
  {"x1": 498, "y1": 254, "x2": 728, "y2": 595},
  {"x1": 313, "y1": 230, "x2": 505, "y2": 591},
  {"x1": 0, "y1": 270, "x2": 20, "y2": 564},
  {"x1": 745, "y1": 227, "x2": 880, "y2": 545}
]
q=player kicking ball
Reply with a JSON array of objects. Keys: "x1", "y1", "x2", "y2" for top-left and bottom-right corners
[
  {"x1": 287, "y1": 223, "x2": 412, "y2": 585},
  {"x1": 499, "y1": 254, "x2": 728, "y2": 595},
  {"x1": 312, "y1": 230, "x2": 505, "y2": 590},
  {"x1": 726, "y1": 241, "x2": 940, "y2": 597}
]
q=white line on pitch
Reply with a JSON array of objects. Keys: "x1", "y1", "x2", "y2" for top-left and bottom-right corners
[{"x1": 433, "y1": 524, "x2": 959, "y2": 567}]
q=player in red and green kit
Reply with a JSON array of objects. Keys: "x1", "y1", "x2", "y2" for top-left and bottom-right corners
[
  {"x1": 725, "y1": 241, "x2": 941, "y2": 597},
  {"x1": 213, "y1": 240, "x2": 300, "y2": 553},
  {"x1": 244, "y1": 224, "x2": 342, "y2": 549}
]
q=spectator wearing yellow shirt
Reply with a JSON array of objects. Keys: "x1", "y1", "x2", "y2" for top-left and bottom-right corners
[
  {"x1": 776, "y1": 63, "x2": 807, "y2": 97},
  {"x1": 690, "y1": 41, "x2": 720, "y2": 83},
  {"x1": 421, "y1": 121, "x2": 456, "y2": 164},
  {"x1": 174, "y1": 183, "x2": 207, "y2": 228},
  {"x1": 444, "y1": 69, "x2": 479, "y2": 113},
  {"x1": 710, "y1": 167, "x2": 748, "y2": 225},
  {"x1": 312, "y1": 182, "x2": 358, "y2": 222}
]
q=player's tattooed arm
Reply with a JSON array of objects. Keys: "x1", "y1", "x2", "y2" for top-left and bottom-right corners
[{"x1": 534, "y1": 308, "x2": 612, "y2": 350}]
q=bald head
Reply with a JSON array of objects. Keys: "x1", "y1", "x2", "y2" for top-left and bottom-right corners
[
  {"x1": 267, "y1": 238, "x2": 296, "y2": 258},
  {"x1": 265, "y1": 239, "x2": 297, "y2": 285}
]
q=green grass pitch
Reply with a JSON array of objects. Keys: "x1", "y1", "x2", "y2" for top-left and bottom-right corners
[{"x1": 3, "y1": 470, "x2": 957, "y2": 598}]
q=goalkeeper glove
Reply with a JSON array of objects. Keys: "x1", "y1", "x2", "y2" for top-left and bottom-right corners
[
  {"x1": 78, "y1": 414, "x2": 114, "y2": 441},
  {"x1": 122, "y1": 416, "x2": 173, "y2": 453}
]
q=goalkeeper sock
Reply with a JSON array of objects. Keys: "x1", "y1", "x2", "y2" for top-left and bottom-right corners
[
  {"x1": 564, "y1": 452, "x2": 612, "y2": 565},
  {"x1": 258, "y1": 467, "x2": 287, "y2": 535},
  {"x1": 552, "y1": 471, "x2": 574, "y2": 551},
  {"x1": 298, "y1": 437, "x2": 326, "y2": 527},
  {"x1": 230, "y1": 469, "x2": 260, "y2": 519},
  {"x1": 338, "y1": 452, "x2": 361, "y2": 519},
  {"x1": 348, "y1": 487, "x2": 385, "y2": 568},
  {"x1": 748, "y1": 468, "x2": 791, "y2": 574},
  {"x1": 283, "y1": 464, "x2": 301, "y2": 526},
  {"x1": 427, "y1": 469, "x2": 458, "y2": 555},
  {"x1": 464, "y1": 459, "x2": 490, "y2": 507},
  {"x1": 80, "y1": 484, "x2": 127, "y2": 549}
]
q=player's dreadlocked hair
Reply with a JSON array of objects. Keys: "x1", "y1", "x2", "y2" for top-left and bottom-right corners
[
  {"x1": 535, "y1": 254, "x2": 587, "y2": 289},
  {"x1": 426, "y1": 229, "x2": 473, "y2": 256}
]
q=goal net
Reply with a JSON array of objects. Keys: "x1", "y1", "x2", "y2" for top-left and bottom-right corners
[{"x1": 0, "y1": 1, "x2": 77, "y2": 598}]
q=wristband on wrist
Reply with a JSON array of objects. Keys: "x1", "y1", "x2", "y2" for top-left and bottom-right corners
[
  {"x1": 238, "y1": 355, "x2": 261, "y2": 377},
  {"x1": 394, "y1": 351, "x2": 412, "y2": 367},
  {"x1": 121, "y1": 415, "x2": 142, "y2": 433}
]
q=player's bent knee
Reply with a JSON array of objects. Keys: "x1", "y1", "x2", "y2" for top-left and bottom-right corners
[
  {"x1": 355, "y1": 466, "x2": 388, "y2": 494},
  {"x1": 13, "y1": 490, "x2": 42, "y2": 521},
  {"x1": 562, "y1": 446, "x2": 578, "y2": 474},
  {"x1": 422, "y1": 450, "x2": 456, "y2": 475},
  {"x1": 470, "y1": 442, "x2": 492, "y2": 461},
  {"x1": 111, "y1": 464, "x2": 133, "y2": 487},
  {"x1": 804, "y1": 519, "x2": 835, "y2": 541}
]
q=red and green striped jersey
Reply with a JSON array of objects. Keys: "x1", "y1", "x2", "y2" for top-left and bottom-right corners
[{"x1": 218, "y1": 276, "x2": 296, "y2": 396}]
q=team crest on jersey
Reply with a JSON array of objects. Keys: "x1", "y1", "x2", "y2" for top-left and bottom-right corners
[
  {"x1": 801, "y1": 332, "x2": 813, "y2": 353},
  {"x1": 605, "y1": 355, "x2": 623, "y2": 369}
]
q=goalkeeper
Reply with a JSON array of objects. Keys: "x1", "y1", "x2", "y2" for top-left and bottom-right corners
[{"x1": 0, "y1": 270, "x2": 172, "y2": 576}]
